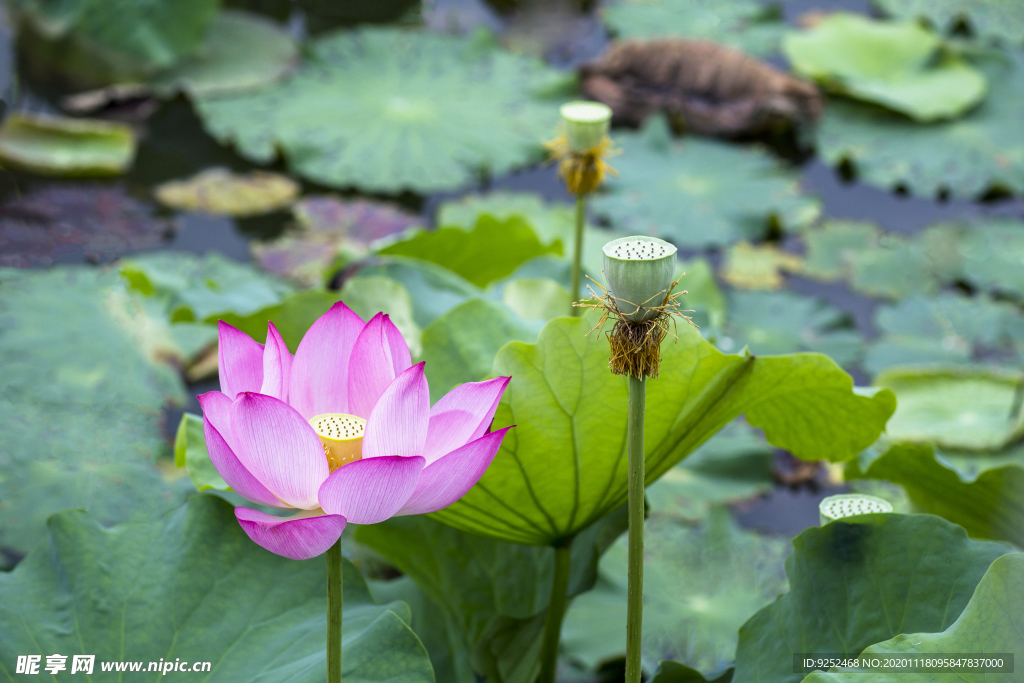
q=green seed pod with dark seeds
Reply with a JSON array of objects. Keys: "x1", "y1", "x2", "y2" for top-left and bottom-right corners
[{"x1": 603, "y1": 236, "x2": 678, "y2": 322}]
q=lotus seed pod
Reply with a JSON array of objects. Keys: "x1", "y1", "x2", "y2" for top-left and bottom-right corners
[
  {"x1": 602, "y1": 236, "x2": 678, "y2": 322},
  {"x1": 819, "y1": 493, "x2": 893, "y2": 525},
  {"x1": 560, "y1": 101, "x2": 613, "y2": 154}
]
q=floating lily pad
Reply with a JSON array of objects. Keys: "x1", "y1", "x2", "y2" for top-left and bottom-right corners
[
  {"x1": 933, "y1": 217, "x2": 1024, "y2": 300},
  {"x1": 645, "y1": 420, "x2": 776, "y2": 520},
  {"x1": 254, "y1": 197, "x2": 423, "y2": 287},
  {"x1": 155, "y1": 167, "x2": 299, "y2": 216},
  {"x1": 717, "y1": 291, "x2": 863, "y2": 369},
  {"x1": 864, "y1": 293, "x2": 1024, "y2": 375},
  {"x1": 562, "y1": 509, "x2": 788, "y2": 673},
  {"x1": 733, "y1": 513, "x2": 1012, "y2": 683},
  {"x1": 0, "y1": 496, "x2": 435, "y2": 682},
  {"x1": 784, "y1": 14, "x2": 987, "y2": 121},
  {"x1": 150, "y1": 10, "x2": 298, "y2": 97},
  {"x1": 875, "y1": 366, "x2": 1024, "y2": 451},
  {"x1": 848, "y1": 442, "x2": 1024, "y2": 548},
  {"x1": 0, "y1": 113, "x2": 135, "y2": 176},
  {"x1": 0, "y1": 267, "x2": 187, "y2": 567},
  {"x1": 0, "y1": 185, "x2": 171, "y2": 267},
  {"x1": 195, "y1": 28, "x2": 566, "y2": 193},
  {"x1": 377, "y1": 215, "x2": 562, "y2": 288},
  {"x1": 9, "y1": 0, "x2": 218, "y2": 84},
  {"x1": 355, "y1": 256, "x2": 482, "y2": 329},
  {"x1": 357, "y1": 508, "x2": 627, "y2": 683},
  {"x1": 798, "y1": 220, "x2": 880, "y2": 280},
  {"x1": 874, "y1": 0, "x2": 1024, "y2": 46},
  {"x1": 720, "y1": 241, "x2": 803, "y2": 290},
  {"x1": 121, "y1": 251, "x2": 294, "y2": 322},
  {"x1": 806, "y1": 552, "x2": 1024, "y2": 683},
  {"x1": 602, "y1": 0, "x2": 787, "y2": 57},
  {"x1": 592, "y1": 116, "x2": 820, "y2": 249},
  {"x1": 817, "y1": 49, "x2": 1024, "y2": 198},
  {"x1": 429, "y1": 309, "x2": 895, "y2": 546}
]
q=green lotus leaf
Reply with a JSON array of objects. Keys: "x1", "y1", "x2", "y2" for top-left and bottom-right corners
[
  {"x1": 677, "y1": 258, "x2": 727, "y2": 331},
  {"x1": 864, "y1": 293, "x2": 1023, "y2": 376},
  {"x1": 357, "y1": 507, "x2": 627, "y2": 683},
  {"x1": 420, "y1": 297, "x2": 536, "y2": 402},
  {"x1": 602, "y1": 0, "x2": 787, "y2": 57},
  {"x1": 876, "y1": 366, "x2": 1024, "y2": 451},
  {"x1": 121, "y1": 251, "x2": 294, "y2": 322},
  {"x1": 175, "y1": 412, "x2": 227, "y2": 492},
  {"x1": 0, "y1": 495, "x2": 435, "y2": 682},
  {"x1": 0, "y1": 113, "x2": 135, "y2": 176},
  {"x1": 436, "y1": 191, "x2": 623, "y2": 278},
  {"x1": 429, "y1": 309, "x2": 895, "y2": 546},
  {"x1": 378, "y1": 216, "x2": 562, "y2": 288},
  {"x1": 732, "y1": 514, "x2": 1012, "y2": 683},
  {"x1": 784, "y1": 14, "x2": 986, "y2": 121},
  {"x1": 799, "y1": 220, "x2": 881, "y2": 281},
  {"x1": 874, "y1": 0, "x2": 1024, "y2": 46},
  {"x1": 645, "y1": 420, "x2": 776, "y2": 521},
  {"x1": 355, "y1": 257, "x2": 482, "y2": 329},
  {"x1": 499, "y1": 278, "x2": 572, "y2": 323},
  {"x1": 9, "y1": 0, "x2": 218, "y2": 83},
  {"x1": 847, "y1": 442, "x2": 1024, "y2": 548},
  {"x1": 717, "y1": 290, "x2": 863, "y2": 370},
  {"x1": 592, "y1": 117, "x2": 820, "y2": 249},
  {"x1": 562, "y1": 508, "x2": 788, "y2": 673},
  {"x1": 935, "y1": 217, "x2": 1024, "y2": 300},
  {"x1": 816, "y1": 49, "x2": 1024, "y2": 198},
  {"x1": 805, "y1": 552, "x2": 1024, "y2": 683},
  {"x1": 150, "y1": 10, "x2": 298, "y2": 98},
  {"x1": 194, "y1": 28, "x2": 567, "y2": 193},
  {"x1": 0, "y1": 267, "x2": 188, "y2": 567}
]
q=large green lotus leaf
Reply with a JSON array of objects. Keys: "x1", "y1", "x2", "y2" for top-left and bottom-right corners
[
  {"x1": 355, "y1": 257, "x2": 482, "y2": 329},
  {"x1": 9, "y1": 0, "x2": 218, "y2": 81},
  {"x1": 645, "y1": 420, "x2": 775, "y2": 521},
  {"x1": 0, "y1": 113, "x2": 135, "y2": 176},
  {"x1": 175, "y1": 412, "x2": 228, "y2": 492},
  {"x1": 498, "y1": 278, "x2": 572, "y2": 323},
  {"x1": 874, "y1": 0, "x2": 1024, "y2": 46},
  {"x1": 876, "y1": 366, "x2": 1024, "y2": 451},
  {"x1": 592, "y1": 117, "x2": 820, "y2": 248},
  {"x1": 377, "y1": 216, "x2": 562, "y2": 288},
  {"x1": 717, "y1": 290, "x2": 863, "y2": 370},
  {"x1": 0, "y1": 267, "x2": 187, "y2": 567},
  {"x1": 420, "y1": 297, "x2": 537, "y2": 403},
  {"x1": 150, "y1": 10, "x2": 298, "y2": 98},
  {"x1": 429, "y1": 309, "x2": 895, "y2": 546},
  {"x1": 602, "y1": 0, "x2": 786, "y2": 56},
  {"x1": 847, "y1": 442, "x2": 1024, "y2": 548},
  {"x1": 194, "y1": 28, "x2": 566, "y2": 193},
  {"x1": 799, "y1": 220, "x2": 881, "y2": 280},
  {"x1": 121, "y1": 251, "x2": 294, "y2": 322},
  {"x1": 864, "y1": 294, "x2": 1023, "y2": 376},
  {"x1": 356, "y1": 506, "x2": 627, "y2": 683},
  {"x1": 806, "y1": 552, "x2": 1024, "y2": 683},
  {"x1": 0, "y1": 496, "x2": 435, "y2": 682},
  {"x1": 562, "y1": 508, "x2": 788, "y2": 673},
  {"x1": 817, "y1": 49, "x2": 1024, "y2": 198},
  {"x1": 940, "y1": 217, "x2": 1024, "y2": 300},
  {"x1": 732, "y1": 514, "x2": 1012, "y2": 683},
  {"x1": 436, "y1": 191, "x2": 624, "y2": 279},
  {"x1": 783, "y1": 14, "x2": 986, "y2": 121}
]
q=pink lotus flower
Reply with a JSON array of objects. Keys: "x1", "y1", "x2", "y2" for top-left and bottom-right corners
[{"x1": 198, "y1": 302, "x2": 510, "y2": 560}]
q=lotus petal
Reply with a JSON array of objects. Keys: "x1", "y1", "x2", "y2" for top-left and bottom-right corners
[
  {"x1": 362, "y1": 363, "x2": 430, "y2": 459},
  {"x1": 318, "y1": 455, "x2": 424, "y2": 524},
  {"x1": 347, "y1": 312, "x2": 413, "y2": 419},
  {"x1": 235, "y1": 507, "x2": 347, "y2": 560},
  {"x1": 260, "y1": 321, "x2": 293, "y2": 402},
  {"x1": 289, "y1": 301, "x2": 364, "y2": 419},
  {"x1": 218, "y1": 321, "x2": 264, "y2": 399},
  {"x1": 423, "y1": 376, "x2": 509, "y2": 464}
]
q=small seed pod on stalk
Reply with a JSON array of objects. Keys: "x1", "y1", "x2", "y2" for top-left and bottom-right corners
[
  {"x1": 574, "y1": 236, "x2": 696, "y2": 683},
  {"x1": 545, "y1": 100, "x2": 617, "y2": 317}
]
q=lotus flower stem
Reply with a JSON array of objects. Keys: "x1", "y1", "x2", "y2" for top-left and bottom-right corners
[
  {"x1": 327, "y1": 539, "x2": 343, "y2": 683},
  {"x1": 625, "y1": 375, "x2": 645, "y2": 683},
  {"x1": 570, "y1": 194, "x2": 585, "y2": 316},
  {"x1": 538, "y1": 542, "x2": 573, "y2": 683}
]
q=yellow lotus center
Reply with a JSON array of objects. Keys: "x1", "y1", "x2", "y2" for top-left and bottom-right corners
[{"x1": 309, "y1": 413, "x2": 365, "y2": 473}]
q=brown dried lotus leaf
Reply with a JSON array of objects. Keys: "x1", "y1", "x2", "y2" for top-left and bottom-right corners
[{"x1": 580, "y1": 39, "x2": 822, "y2": 137}]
